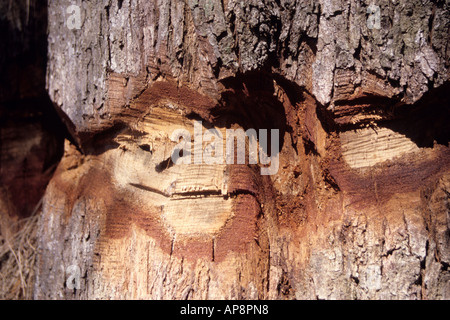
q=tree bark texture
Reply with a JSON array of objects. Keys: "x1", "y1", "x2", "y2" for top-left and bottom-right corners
[{"x1": 1, "y1": 0, "x2": 449, "y2": 299}]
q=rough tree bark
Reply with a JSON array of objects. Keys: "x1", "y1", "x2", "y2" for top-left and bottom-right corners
[{"x1": 1, "y1": 0, "x2": 449, "y2": 299}]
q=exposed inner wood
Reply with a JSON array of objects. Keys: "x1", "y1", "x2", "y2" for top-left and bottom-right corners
[
  {"x1": 30, "y1": 73, "x2": 450, "y2": 300},
  {"x1": 340, "y1": 127, "x2": 420, "y2": 169}
]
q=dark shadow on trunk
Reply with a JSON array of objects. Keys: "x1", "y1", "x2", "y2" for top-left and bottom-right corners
[{"x1": 0, "y1": 1, "x2": 67, "y2": 218}]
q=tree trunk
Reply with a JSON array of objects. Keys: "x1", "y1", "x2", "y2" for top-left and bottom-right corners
[{"x1": 1, "y1": 0, "x2": 449, "y2": 300}]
